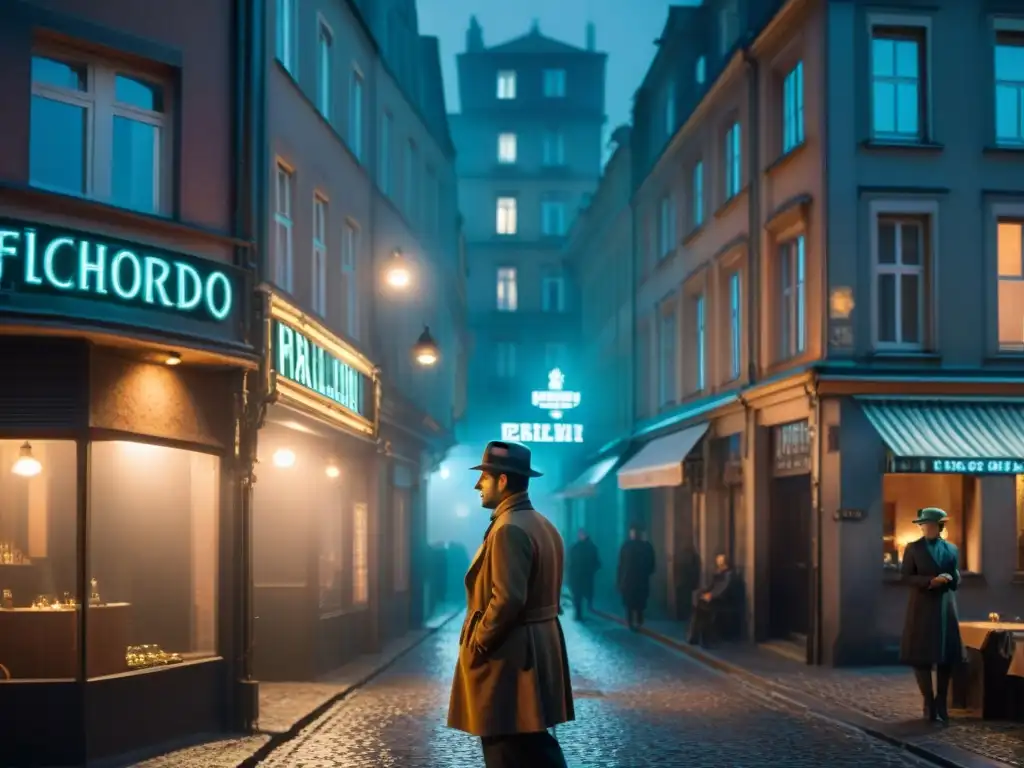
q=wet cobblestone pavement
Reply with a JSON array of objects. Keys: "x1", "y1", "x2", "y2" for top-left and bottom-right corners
[{"x1": 255, "y1": 614, "x2": 932, "y2": 767}]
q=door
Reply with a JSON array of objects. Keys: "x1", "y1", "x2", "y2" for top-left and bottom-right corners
[{"x1": 768, "y1": 474, "x2": 812, "y2": 639}]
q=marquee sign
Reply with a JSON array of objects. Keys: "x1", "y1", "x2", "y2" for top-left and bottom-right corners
[
  {"x1": 273, "y1": 320, "x2": 368, "y2": 417},
  {"x1": 889, "y1": 456, "x2": 1024, "y2": 475},
  {"x1": 501, "y1": 368, "x2": 583, "y2": 444},
  {"x1": 0, "y1": 219, "x2": 242, "y2": 342}
]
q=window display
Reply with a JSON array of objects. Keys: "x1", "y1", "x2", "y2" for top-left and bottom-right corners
[
  {"x1": 88, "y1": 441, "x2": 219, "y2": 678},
  {"x1": 882, "y1": 473, "x2": 977, "y2": 571},
  {"x1": 0, "y1": 440, "x2": 78, "y2": 680}
]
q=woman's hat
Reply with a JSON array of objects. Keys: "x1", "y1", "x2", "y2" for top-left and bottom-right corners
[{"x1": 913, "y1": 507, "x2": 949, "y2": 524}]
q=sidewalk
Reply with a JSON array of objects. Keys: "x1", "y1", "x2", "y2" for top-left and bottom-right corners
[
  {"x1": 591, "y1": 604, "x2": 1024, "y2": 768},
  {"x1": 116, "y1": 605, "x2": 462, "y2": 768}
]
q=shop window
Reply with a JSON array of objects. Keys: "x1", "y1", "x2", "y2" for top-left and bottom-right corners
[
  {"x1": 88, "y1": 441, "x2": 219, "y2": 678},
  {"x1": 352, "y1": 502, "x2": 369, "y2": 605},
  {"x1": 1016, "y1": 475, "x2": 1024, "y2": 572},
  {"x1": 882, "y1": 473, "x2": 979, "y2": 572},
  {"x1": 0, "y1": 440, "x2": 78, "y2": 680},
  {"x1": 393, "y1": 490, "x2": 409, "y2": 593}
]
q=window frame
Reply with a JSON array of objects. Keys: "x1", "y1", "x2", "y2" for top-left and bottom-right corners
[
  {"x1": 541, "y1": 198, "x2": 566, "y2": 237},
  {"x1": 724, "y1": 121, "x2": 742, "y2": 200},
  {"x1": 379, "y1": 111, "x2": 393, "y2": 195},
  {"x1": 348, "y1": 66, "x2": 364, "y2": 161},
  {"x1": 658, "y1": 302, "x2": 678, "y2": 408},
  {"x1": 496, "y1": 196, "x2": 518, "y2": 236},
  {"x1": 778, "y1": 234, "x2": 806, "y2": 360},
  {"x1": 695, "y1": 293, "x2": 706, "y2": 391},
  {"x1": 994, "y1": 21, "x2": 1024, "y2": 147},
  {"x1": 868, "y1": 16, "x2": 932, "y2": 143},
  {"x1": 317, "y1": 18, "x2": 333, "y2": 120},
  {"x1": 496, "y1": 342, "x2": 517, "y2": 378},
  {"x1": 497, "y1": 70, "x2": 517, "y2": 100},
  {"x1": 542, "y1": 130, "x2": 566, "y2": 166},
  {"x1": 659, "y1": 195, "x2": 675, "y2": 258},
  {"x1": 404, "y1": 139, "x2": 417, "y2": 219},
  {"x1": 541, "y1": 273, "x2": 566, "y2": 312},
  {"x1": 543, "y1": 68, "x2": 567, "y2": 98},
  {"x1": 664, "y1": 80, "x2": 676, "y2": 137},
  {"x1": 312, "y1": 193, "x2": 328, "y2": 316},
  {"x1": 693, "y1": 160, "x2": 704, "y2": 227},
  {"x1": 496, "y1": 266, "x2": 518, "y2": 311},
  {"x1": 992, "y1": 200, "x2": 1024, "y2": 353},
  {"x1": 782, "y1": 60, "x2": 805, "y2": 153},
  {"x1": 498, "y1": 132, "x2": 517, "y2": 164},
  {"x1": 729, "y1": 271, "x2": 742, "y2": 380},
  {"x1": 696, "y1": 56, "x2": 707, "y2": 85},
  {"x1": 276, "y1": 0, "x2": 297, "y2": 75},
  {"x1": 274, "y1": 160, "x2": 294, "y2": 292},
  {"x1": 341, "y1": 218, "x2": 359, "y2": 339},
  {"x1": 868, "y1": 198, "x2": 938, "y2": 352}
]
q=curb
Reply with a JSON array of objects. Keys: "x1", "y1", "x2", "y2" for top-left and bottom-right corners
[
  {"x1": 236, "y1": 608, "x2": 462, "y2": 767},
  {"x1": 590, "y1": 607, "x2": 1010, "y2": 768}
]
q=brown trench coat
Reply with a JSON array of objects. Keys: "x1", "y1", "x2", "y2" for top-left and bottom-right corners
[{"x1": 447, "y1": 492, "x2": 575, "y2": 737}]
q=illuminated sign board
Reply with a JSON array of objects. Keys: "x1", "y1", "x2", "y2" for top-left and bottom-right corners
[
  {"x1": 889, "y1": 456, "x2": 1024, "y2": 475},
  {"x1": 501, "y1": 368, "x2": 583, "y2": 444},
  {"x1": 273, "y1": 320, "x2": 369, "y2": 417},
  {"x1": 0, "y1": 220, "x2": 239, "y2": 335}
]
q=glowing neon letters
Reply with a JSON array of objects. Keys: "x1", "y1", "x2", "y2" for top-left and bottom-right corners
[
  {"x1": 274, "y1": 320, "x2": 366, "y2": 416},
  {"x1": 0, "y1": 223, "x2": 234, "y2": 322},
  {"x1": 501, "y1": 368, "x2": 584, "y2": 444}
]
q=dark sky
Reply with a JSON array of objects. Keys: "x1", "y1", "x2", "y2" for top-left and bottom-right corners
[{"x1": 417, "y1": 0, "x2": 700, "y2": 144}]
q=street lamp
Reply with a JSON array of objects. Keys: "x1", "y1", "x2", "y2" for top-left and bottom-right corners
[
  {"x1": 412, "y1": 326, "x2": 440, "y2": 367},
  {"x1": 384, "y1": 249, "x2": 412, "y2": 290}
]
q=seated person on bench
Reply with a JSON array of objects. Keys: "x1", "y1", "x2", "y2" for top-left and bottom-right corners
[{"x1": 687, "y1": 553, "x2": 737, "y2": 647}]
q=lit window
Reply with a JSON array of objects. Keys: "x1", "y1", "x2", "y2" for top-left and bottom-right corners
[
  {"x1": 542, "y1": 273, "x2": 566, "y2": 312},
  {"x1": 693, "y1": 161, "x2": 704, "y2": 226},
  {"x1": 380, "y1": 111, "x2": 392, "y2": 195},
  {"x1": 729, "y1": 272, "x2": 742, "y2": 380},
  {"x1": 341, "y1": 220, "x2": 359, "y2": 339},
  {"x1": 496, "y1": 197, "x2": 517, "y2": 235},
  {"x1": 724, "y1": 122, "x2": 742, "y2": 199},
  {"x1": 999, "y1": 221, "x2": 1024, "y2": 350},
  {"x1": 352, "y1": 502, "x2": 369, "y2": 605},
  {"x1": 541, "y1": 198, "x2": 566, "y2": 236},
  {"x1": 779, "y1": 235, "x2": 806, "y2": 358},
  {"x1": 497, "y1": 70, "x2": 517, "y2": 99},
  {"x1": 543, "y1": 68, "x2": 566, "y2": 97},
  {"x1": 875, "y1": 217, "x2": 926, "y2": 348},
  {"x1": 497, "y1": 267, "x2": 518, "y2": 311},
  {"x1": 30, "y1": 56, "x2": 167, "y2": 214},
  {"x1": 274, "y1": 162, "x2": 293, "y2": 291},
  {"x1": 995, "y1": 33, "x2": 1024, "y2": 146},
  {"x1": 276, "y1": 0, "x2": 296, "y2": 74},
  {"x1": 871, "y1": 27, "x2": 926, "y2": 141},
  {"x1": 696, "y1": 56, "x2": 706, "y2": 85},
  {"x1": 695, "y1": 294, "x2": 706, "y2": 391},
  {"x1": 782, "y1": 61, "x2": 804, "y2": 152},
  {"x1": 349, "y1": 69, "x2": 364, "y2": 161},
  {"x1": 318, "y1": 22, "x2": 332, "y2": 119},
  {"x1": 498, "y1": 132, "x2": 517, "y2": 164},
  {"x1": 312, "y1": 194, "x2": 327, "y2": 316},
  {"x1": 542, "y1": 131, "x2": 565, "y2": 166}
]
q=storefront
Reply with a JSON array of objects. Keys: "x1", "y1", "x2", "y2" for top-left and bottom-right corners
[
  {"x1": 251, "y1": 289, "x2": 383, "y2": 681},
  {"x1": 0, "y1": 217, "x2": 253, "y2": 766}
]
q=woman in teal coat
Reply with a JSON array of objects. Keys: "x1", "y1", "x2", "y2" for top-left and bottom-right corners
[{"x1": 900, "y1": 507, "x2": 965, "y2": 724}]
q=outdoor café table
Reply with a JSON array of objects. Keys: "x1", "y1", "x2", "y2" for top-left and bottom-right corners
[{"x1": 953, "y1": 621, "x2": 1024, "y2": 720}]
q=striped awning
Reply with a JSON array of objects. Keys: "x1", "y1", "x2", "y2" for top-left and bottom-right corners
[
  {"x1": 858, "y1": 398, "x2": 1024, "y2": 461},
  {"x1": 555, "y1": 456, "x2": 620, "y2": 499}
]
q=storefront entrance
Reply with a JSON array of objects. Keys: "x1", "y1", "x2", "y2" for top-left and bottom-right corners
[{"x1": 768, "y1": 421, "x2": 813, "y2": 641}]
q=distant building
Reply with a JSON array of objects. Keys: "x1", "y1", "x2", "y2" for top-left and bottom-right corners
[{"x1": 450, "y1": 17, "x2": 606, "y2": 503}]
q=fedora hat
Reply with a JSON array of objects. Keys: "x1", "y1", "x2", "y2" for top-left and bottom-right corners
[
  {"x1": 913, "y1": 507, "x2": 949, "y2": 524},
  {"x1": 470, "y1": 441, "x2": 543, "y2": 478}
]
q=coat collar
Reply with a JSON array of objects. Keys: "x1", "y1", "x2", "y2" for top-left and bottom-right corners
[{"x1": 467, "y1": 493, "x2": 534, "y2": 581}]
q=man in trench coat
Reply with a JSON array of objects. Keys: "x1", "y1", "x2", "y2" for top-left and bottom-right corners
[{"x1": 447, "y1": 441, "x2": 574, "y2": 768}]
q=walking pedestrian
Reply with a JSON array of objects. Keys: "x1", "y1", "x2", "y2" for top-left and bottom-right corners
[
  {"x1": 568, "y1": 528, "x2": 601, "y2": 620},
  {"x1": 617, "y1": 523, "x2": 655, "y2": 630},
  {"x1": 900, "y1": 507, "x2": 965, "y2": 724},
  {"x1": 447, "y1": 441, "x2": 574, "y2": 768}
]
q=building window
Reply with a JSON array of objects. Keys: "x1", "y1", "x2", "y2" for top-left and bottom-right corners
[
  {"x1": 404, "y1": 140, "x2": 417, "y2": 219},
  {"x1": 274, "y1": 162, "x2": 293, "y2": 292},
  {"x1": 341, "y1": 220, "x2": 358, "y2": 338},
  {"x1": 659, "y1": 195, "x2": 675, "y2": 258},
  {"x1": 659, "y1": 309, "x2": 677, "y2": 407},
  {"x1": 30, "y1": 56, "x2": 167, "y2": 214},
  {"x1": 996, "y1": 32, "x2": 1024, "y2": 146},
  {"x1": 496, "y1": 196, "x2": 517, "y2": 235},
  {"x1": 498, "y1": 132, "x2": 517, "y2": 163},
  {"x1": 393, "y1": 490, "x2": 409, "y2": 593},
  {"x1": 349, "y1": 69, "x2": 364, "y2": 161},
  {"x1": 871, "y1": 27, "x2": 926, "y2": 142},
  {"x1": 1016, "y1": 475, "x2": 1024, "y2": 571},
  {"x1": 543, "y1": 68, "x2": 567, "y2": 98},
  {"x1": 695, "y1": 294, "x2": 706, "y2": 391},
  {"x1": 90, "y1": 441, "x2": 220, "y2": 677},
  {"x1": 497, "y1": 70, "x2": 517, "y2": 99},
  {"x1": 542, "y1": 131, "x2": 565, "y2": 166},
  {"x1": 729, "y1": 271, "x2": 742, "y2": 380},
  {"x1": 696, "y1": 56, "x2": 706, "y2": 85},
  {"x1": 998, "y1": 220, "x2": 1024, "y2": 350},
  {"x1": 380, "y1": 111, "x2": 393, "y2": 195},
  {"x1": 883, "y1": 474, "x2": 977, "y2": 573},
  {"x1": 352, "y1": 502, "x2": 369, "y2": 605},
  {"x1": 779, "y1": 235, "x2": 806, "y2": 359},
  {"x1": 782, "y1": 61, "x2": 805, "y2": 153},
  {"x1": 545, "y1": 343, "x2": 566, "y2": 370},
  {"x1": 497, "y1": 267, "x2": 518, "y2": 311},
  {"x1": 276, "y1": 0, "x2": 296, "y2": 74},
  {"x1": 496, "y1": 342, "x2": 516, "y2": 378},
  {"x1": 693, "y1": 161, "x2": 704, "y2": 227},
  {"x1": 542, "y1": 273, "x2": 566, "y2": 312},
  {"x1": 541, "y1": 198, "x2": 566, "y2": 236},
  {"x1": 319, "y1": 469, "x2": 343, "y2": 614},
  {"x1": 875, "y1": 216, "x2": 926, "y2": 348},
  {"x1": 719, "y1": 0, "x2": 739, "y2": 55},
  {"x1": 317, "y1": 21, "x2": 332, "y2": 119},
  {"x1": 664, "y1": 81, "x2": 676, "y2": 136},
  {"x1": 725, "y1": 121, "x2": 742, "y2": 199},
  {"x1": 312, "y1": 194, "x2": 327, "y2": 316}
]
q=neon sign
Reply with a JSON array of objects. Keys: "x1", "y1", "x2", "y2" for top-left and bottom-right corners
[
  {"x1": 0, "y1": 219, "x2": 241, "y2": 336},
  {"x1": 274, "y1": 320, "x2": 368, "y2": 416},
  {"x1": 501, "y1": 368, "x2": 583, "y2": 444}
]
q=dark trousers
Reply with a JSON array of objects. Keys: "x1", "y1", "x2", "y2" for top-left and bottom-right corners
[
  {"x1": 913, "y1": 664, "x2": 953, "y2": 720},
  {"x1": 571, "y1": 587, "x2": 592, "y2": 619},
  {"x1": 687, "y1": 602, "x2": 714, "y2": 645},
  {"x1": 481, "y1": 730, "x2": 567, "y2": 768}
]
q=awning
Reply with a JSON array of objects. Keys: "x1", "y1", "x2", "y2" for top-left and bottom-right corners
[
  {"x1": 555, "y1": 456, "x2": 620, "y2": 499},
  {"x1": 859, "y1": 398, "x2": 1024, "y2": 473},
  {"x1": 617, "y1": 422, "x2": 709, "y2": 490}
]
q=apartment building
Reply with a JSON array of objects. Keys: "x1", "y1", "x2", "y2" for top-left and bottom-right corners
[
  {"x1": 578, "y1": 0, "x2": 1024, "y2": 666},
  {"x1": 256, "y1": 0, "x2": 465, "y2": 684},
  {"x1": 449, "y1": 18, "x2": 606, "y2": 502}
]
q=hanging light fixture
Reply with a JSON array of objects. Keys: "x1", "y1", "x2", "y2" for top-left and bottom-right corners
[
  {"x1": 272, "y1": 448, "x2": 296, "y2": 468},
  {"x1": 164, "y1": 352, "x2": 182, "y2": 366},
  {"x1": 11, "y1": 442, "x2": 42, "y2": 477},
  {"x1": 384, "y1": 249, "x2": 412, "y2": 290},
  {"x1": 412, "y1": 326, "x2": 440, "y2": 367}
]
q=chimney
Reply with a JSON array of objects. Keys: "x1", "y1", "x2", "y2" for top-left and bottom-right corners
[
  {"x1": 585, "y1": 21, "x2": 595, "y2": 51},
  {"x1": 466, "y1": 15, "x2": 483, "y2": 52}
]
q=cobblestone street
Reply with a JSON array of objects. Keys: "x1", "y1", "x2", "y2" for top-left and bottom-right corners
[{"x1": 253, "y1": 613, "x2": 933, "y2": 767}]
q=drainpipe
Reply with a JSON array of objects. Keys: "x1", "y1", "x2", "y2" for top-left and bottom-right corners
[{"x1": 742, "y1": 46, "x2": 760, "y2": 386}]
